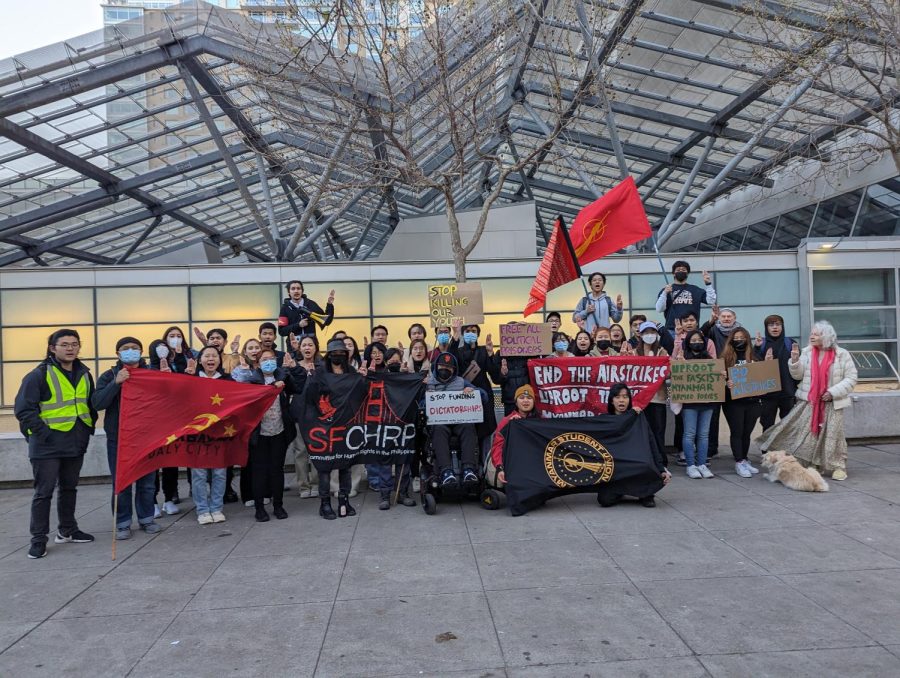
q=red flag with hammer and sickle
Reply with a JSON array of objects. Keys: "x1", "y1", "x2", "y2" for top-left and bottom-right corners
[
  {"x1": 115, "y1": 370, "x2": 279, "y2": 492},
  {"x1": 568, "y1": 176, "x2": 651, "y2": 267}
]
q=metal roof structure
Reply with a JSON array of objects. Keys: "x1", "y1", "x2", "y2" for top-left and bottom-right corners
[{"x1": 0, "y1": 0, "x2": 895, "y2": 267}]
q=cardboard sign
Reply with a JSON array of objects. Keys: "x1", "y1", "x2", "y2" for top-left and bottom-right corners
[
  {"x1": 427, "y1": 282, "x2": 484, "y2": 327},
  {"x1": 669, "y1": 359, "x2": 726, "y2": 403},
  {"x1": 528, "y1": 356, "x2": 670, "y2": 418},
  {"x1": 500, "y1": 322, "x2": 553, "y2": 357},
  {"x1": 425, "y1": 391, "x2": 484, "y2": 424},
  {"x1": 729, "y1": 360, "x2": 781, "y2": 400}
]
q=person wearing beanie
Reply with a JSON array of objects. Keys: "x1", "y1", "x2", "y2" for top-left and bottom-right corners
[
  {"x1": 488, "y1": 384, "x2": 538, "y2": 489},
  {"x1": 91, "y1": 336, "x2": 160, "y2": 541},
  {"x1": 655, "y1": 260, "x2": 717, "y2": 331}
]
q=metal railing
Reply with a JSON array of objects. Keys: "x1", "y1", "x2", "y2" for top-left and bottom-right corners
[{"x1": 849, "y1": 351, "x2": 900, "y2": 385}]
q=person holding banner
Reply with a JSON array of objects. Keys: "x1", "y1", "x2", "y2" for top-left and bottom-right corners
[
  {"x1": 678, "y1": 330, "x2": 718, "y2": 479},
  {"x1": 722, "y1": 328, "x2": 765, "y2": 478},
  {"x1": 598, "y1": 383, "x2": 670, "y2": 508},
  {"x1": 92, "y1": 337, "x2": 161, "y2": 540},
  {"x1": 15, "y1": 329, "x2": 98, "y2": 559},
  {"x1": 488, "y1": 384, "x2": 538, "y2": 488},
  {"x1": 550, "y1": 332, "x2": 574, "y2": 358},
  {"x1": 590, "y1": 327, "x2": 618, "y2": 357},
  {"x1": 405, "y1": 339, "x2": 431, "y2": 374},
  {"x1": 278, "y1": 280, "x2": 334, "y2": 339},
  {"x1": 758, "y1": 321, "x2": 858, "y2": 481},
  {"x1": 755, "y1": 315, "x2": 799, "y2": 430},
  {"x1": 635, "y1": 321, "x2": 669, "y2": 456},
  {"x1": 457, "y1": 325, "x2": 498, "y2": 434},
  {"x1": 572, "y1": 272, "x2": 624, "y2": 334},
  {"x1": 291, "y1": 336, "x2": 321, "y2": 499}
]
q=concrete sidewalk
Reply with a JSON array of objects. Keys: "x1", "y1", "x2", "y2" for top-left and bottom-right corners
[{"x1": 2, "y1": 443, "x2": 900, "y2": 677}]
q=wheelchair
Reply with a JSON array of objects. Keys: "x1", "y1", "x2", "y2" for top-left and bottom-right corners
[{"x1": 419, "y1": 424, "x2": 486, "y2": 515}]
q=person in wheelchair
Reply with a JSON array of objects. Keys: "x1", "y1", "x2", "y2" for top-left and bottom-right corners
[
  {"x1": 426, "y1": 352, "x2": 488, "y2": 490},
  {"x1": 486, "y1": 384, "x2": 537, "y2": 489}
]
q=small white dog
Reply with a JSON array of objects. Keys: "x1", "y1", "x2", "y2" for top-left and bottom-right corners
[{"x1": 761, "y1": 450, "x2": 829, "y2": 493}]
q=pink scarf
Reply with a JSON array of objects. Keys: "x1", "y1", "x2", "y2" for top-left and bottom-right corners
[{"x1": 809, "y1": 347, "x2": 835, "y2": 437}]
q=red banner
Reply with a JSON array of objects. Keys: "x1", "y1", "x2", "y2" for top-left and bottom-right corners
[
  {"x1": 528, "y1": 356, "x2": 669, "y2": 418},
  {"x1": 115, "y1": 370, "x2": 279, "y2": 492},
  {"x1": 524, "y1": 216, "x2": 581, "y2": 317}
]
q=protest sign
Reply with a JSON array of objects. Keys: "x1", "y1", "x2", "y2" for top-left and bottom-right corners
[
  {"x1": 669, "y1": 359, "x2": 726, "y2": 403},
  {"x1": 729, "y1": 360, "x2": 781, "y2": 400},
  {"x1": 528, "y1": 356, "x2": 669, "y2": 418},
  {"x1": 427, "y1": 282, "x2": 484, "y2": 327},
  {"x1": 500, "y1": 322, "x2": 553, "y2": 357},
  {"x1": 425, "y1": 390, "x2": 484, "y2": 424}
]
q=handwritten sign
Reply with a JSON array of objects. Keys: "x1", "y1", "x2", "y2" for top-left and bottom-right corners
[
  {"x1": 729, "y1": 360, "x2": 781, "y2": 400},
  {"x1": 425, "y1": 390, "x2": 484, "y2": 424},
  {"x1": 500, "y1": 322, "x2": 552, "y2": 357},
  {"x1": 528, "y1": 356, "x2": 669, "y2": 418},
  {"x1": 669, "y1": 359, "x2": 726, "y2": 403},
  {"x1": 427, "y1": 282, "x2": 484, "y2": 327}
]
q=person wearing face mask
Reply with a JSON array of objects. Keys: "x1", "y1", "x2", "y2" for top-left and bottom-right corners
[
  {"x1": 384, "y1": 348, "x2": 404, "y2": 372},
  {"x1": 278, "y1": 280, "x2": 334, "y2": 340},
  {"x1": 700, "y1": 306, "x2": 740, "y2": 461},
  {"x1": 488, "y1": 324, "x2": 532, "y2": 417},
  {"x1": 232, "y1": 347, "x2": 301, "y2": 522},
  {"x1": 635, "y1": 322, "x2": 669, "y2": 456},
  {"x1": 591, "y1": 327, "x2": 618, "y2": 357},
  {"x1": 190, "y1": 347, "x2": 233, "y2": 525},
  {"x1": 670, "y1": 311, "x2": 717, "y2": 466},
  {"x1": 488, "y1": 385, "x2": 538, "y2": 489},
  {"x1": 676, "y1": 330, "x2": 717, "y2": 479},
  {"x1": 573, "y1": 272, "x2": 624, "y2": 334},
  {"x1": 92, "y1": 337, "x2": 159, "y2": 541},
  {"x1": 656, "y1": 260, "x2": 717, "y2": 332},
  {"x1": 457, "y1": 324, "x2": 498, "y2": 436},
  {"x1": 550, "y1": 332, "x2": 574, "y2": 358},
  {"x1": 598, "y1": 383, "x2": 671, "y2": 508},
  {"x1": 758, "y1": 320, "x2": 857, "y2": 481},
  {"x1": 15, "y1": 329, "x2": 98, "y2": 559},
  {"x1": 754, "y1": 315, "x2": 799, "y2": 430},
  {"x1": 571, "y1": 330, "x2": 594, "y2": 357},
  {"x1": 721, "y1": 328, "x2": 765, "y2": 479},
  {"x1": 230, "y1": 339, "x2": 265, "y2": 507}
]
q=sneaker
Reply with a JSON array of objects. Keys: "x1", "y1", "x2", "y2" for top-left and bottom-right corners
[
  {"x1": 310, "y1": 488, "x2": 319, "y2": 498},
  {"x1": 197, "y1": 513, "x2": 214, "y2": 525},
  {"x1": 299, "y1": 489, "x2": 312, "y2": 499},
  {"x1": 832, "y1": 469, "x2": 848, "y2": 481},
  {"x1": 115, "y1": 527, "x2": 132, "y2": 540},
  {"x1": 462, "y1": 468, "x2": 479, "y2": 487},
  {"x1": 440, "y1": 469, "x2": 458, "y2": 488},
  {"x1": 54, "y1": 530, "x2": 94, "y2": 544},
  {"x1": 211, "y1": 511, "x2": 226, "y2": 523},
  {"x1": 686, "y1": 465, "x2": 702, "y2": 479},
  {"x1": 348, "y1": 489, "x2": 358, "y2": 498},
  {"x1": 141, "y1": 522, "x2": 161, "y2": 534},
  {"x1": 27, "y1": 543, "x2": 46, "y2": 559},
  {"x1": 698, "y1": 464, "x2": 715, "y2": 479},
  {"x1": 163, "y1": 501, "x2": 180, "y2": 515},
  {"x1": 263, "y1": 498, "x2": 271, "y2": 506},
  {"x1": 735, "y1": 461, "x2": 752, "y2": 478},
  {"x1": 153, "y1": 505, "x2": 162, "y2": 519},
  {"x1": 243, "y1": 499, "x2": 255, "y2": 508},
  {"x1": 412, "y1": 477, "x2": 421, "y2": 493},
  {"x1": 675, "y1": 454, "x2": 687, "y2": 467},
  {"x1": 745, "y1": 460, "x2": 760, "y2": 475}
]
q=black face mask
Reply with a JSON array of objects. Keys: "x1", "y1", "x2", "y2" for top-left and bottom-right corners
[
  {"x1": 689, "y1": 343, "x2": 705, "y2": 354},
  {"x1": 732, "y1": 340, "x2": 747, "y2": 351},
  {"x1": 597, "y1": 340, "x2": 611, "y2": 350},
  {"x1": 329, "y1": 354, "x2": 347, "y2": 366},
  {"x1": 437, "y1": 367, "x2": 454, "y2": 383},
  {"x1": 387, "y1": 363, "x2": 401, "y2": 373},
  {"x1": 674, "y1": 271, "x2": 688, "y2": 282}
]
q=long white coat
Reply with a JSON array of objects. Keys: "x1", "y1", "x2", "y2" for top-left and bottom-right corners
[{"x1": 789, "y1": 346, "x2": 858, "y2": 411}]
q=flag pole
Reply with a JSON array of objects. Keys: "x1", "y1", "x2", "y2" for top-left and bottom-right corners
[
  {"x1": 650, "y1": 232, "x2": 669, "y2": 285},
  {"x1": 557, "y1": 215, "x2": 589, "y2": 295},
  {"x1": 111, "y1": 493, "x2": 118, "y2": 561}
]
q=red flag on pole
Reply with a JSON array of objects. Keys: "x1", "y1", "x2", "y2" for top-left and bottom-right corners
[
  {"x1": 568, "y1": 176, "x2": 651, "y2": 267},
  {"x1": 115, "y1": 370, "x2": 279, "y2": 493},
  {"x1": 524, "y1": 216, "x2": 581, "y2": 317}
]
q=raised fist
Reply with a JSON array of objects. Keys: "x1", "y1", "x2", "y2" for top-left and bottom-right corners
[
  {"x1": 500, "y1": 358, "x2": 508, "y2": 376},
  {"x1": 115, "y1": 367, "x2": 130, "y2": 384}
]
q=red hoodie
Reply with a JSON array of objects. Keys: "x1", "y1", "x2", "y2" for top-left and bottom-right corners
[{"x1": 491, "y1": 410, "x2": 534, "y2": 469}]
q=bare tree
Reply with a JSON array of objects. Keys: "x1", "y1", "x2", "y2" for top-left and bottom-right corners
[{"x1": 227, "y1": 0, "x2": 618, "y2": 280}]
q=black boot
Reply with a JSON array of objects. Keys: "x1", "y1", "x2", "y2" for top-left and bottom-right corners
[
  {"x1": 254, "y1": 504, "x2": 270, "y2": 522},
  {"x1": 338, "y1": 495, "x2": 356, "y2": 517},
  {"x1": 398, "y1": 490, "x2": 416, "y2": 507},
  {"x1": 379, "y1": 490, "x2": 391, "y2": 510},
  {"x1": 319, "y1": 497, "x2": 336, "y2": 520},
  {"x1": 273, "y1": 504, "x2": 288, "y2": 520}
]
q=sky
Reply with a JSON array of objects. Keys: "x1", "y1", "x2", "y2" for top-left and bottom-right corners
[{"x1": 0, "y1": 0, "x2": 103, "y2": 60}]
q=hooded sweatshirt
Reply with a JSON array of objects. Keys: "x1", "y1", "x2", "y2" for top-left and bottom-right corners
[
  {"x1": 573, "y1": 292, "x2": 623, "y2": 334},
  {"x1": 755, "y1": 326, "x2": 799, "y2": 398}
]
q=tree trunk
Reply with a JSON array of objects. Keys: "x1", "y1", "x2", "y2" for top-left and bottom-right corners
[{"x1": 445, "y1": 195, "x2": 467, "y2": 282}]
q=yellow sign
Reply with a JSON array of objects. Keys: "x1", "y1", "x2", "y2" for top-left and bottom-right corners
[{"x1": 427, "y1": 282, "x2": 484, "y2": 327}]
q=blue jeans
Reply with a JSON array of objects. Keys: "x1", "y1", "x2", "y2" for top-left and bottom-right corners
[
  {"x1": 682, "y1": 407, "x2": 714, "y2": 467},
  {"x1": 371, "y1": 462, "x2": 411, "y2": 494},
  {"x1": 107, "y1": 438, "x2": 156, "y2": 529},
  {"x1": 192, "y1": 468, "x2": 226, "y2": 514}
]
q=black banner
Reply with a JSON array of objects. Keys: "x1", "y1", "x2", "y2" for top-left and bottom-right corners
[
  {"x1": 503, "y1": 413, "x2": 665, "y2": 515},
  {"x1": 298, "y1": 372, "x2": 423, "y2": 471}
]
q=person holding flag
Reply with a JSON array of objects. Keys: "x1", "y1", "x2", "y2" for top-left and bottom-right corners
[{"x1": 572, "y1": 272, "x2": 623, "y2": 334}]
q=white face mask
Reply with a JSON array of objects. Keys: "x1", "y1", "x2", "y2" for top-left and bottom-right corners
[
  {"x1": 155, "y1": 344, "x2": 169, "y2": 359},
  {"x1": 167, "y1": 336, "x2": 182, "y2": 350},
  {"x1": 642, "y1": 333, "x2": 658, "y2": 345}
]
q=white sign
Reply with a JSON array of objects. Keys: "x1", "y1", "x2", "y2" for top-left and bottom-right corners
[{"x1": 425, "y1": 390, "x2": 484, "y2": 425}]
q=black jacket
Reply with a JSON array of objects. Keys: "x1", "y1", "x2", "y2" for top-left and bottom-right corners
[
  {"x1": 14, "y1": 357, "x2": 96, "y2": 459},
  {"x1": 489, "y1": 354, "x2": 531, "y2": 406},
  {"x1": 278, "y1": 295, "x2": 334, "y2": 339},
  {"x1": 755, "y1": 334, "x2": 799, "y2": 398},
  {"x1": 92, "y1": 360, "x2": 148, "y2": 442}
]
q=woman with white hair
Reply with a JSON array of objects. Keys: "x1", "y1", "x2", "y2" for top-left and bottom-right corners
[{"x1": 758, "y1": 320, "x2": 857, "y2": 480}]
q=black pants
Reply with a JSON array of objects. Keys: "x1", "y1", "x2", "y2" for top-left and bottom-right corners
[
  {"x1": 31, "y1": 456, "x2": 84, "y2": 545},
  {"x1": 160, "y1": 467, "x2": 179, "y2": 502},
  {"x1": 251, "y1": 432, "x2": 288, "y2": 508},
  {"x1": 708, "y1": 404, "x2": 722, "y2": 455},
  {"x1": 674, "y1": 412, "x2": 683, "y2": 452},
  {"x1": 318, "y1": 467, "x2": 351, "y2": 497},
  {"x1": 239, "y1": 464, "x2": 253, "y2": 503},
  {"x1": 722, "y1": 399, "x2": 761, "y2": 462},
  {"x1": 759, "y1": 396, "x2": 795, "y2": 431},
  {"x1": 431, "y1": 424, "x2": 478, "y2": 472},
  {"x1": 645, "y1": 403, "x2": 667, "y2": 458}
]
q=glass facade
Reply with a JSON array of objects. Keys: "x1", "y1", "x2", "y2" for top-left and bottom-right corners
[{"x1": 680, "y1": 177, "x2": 899, "y2": 252}]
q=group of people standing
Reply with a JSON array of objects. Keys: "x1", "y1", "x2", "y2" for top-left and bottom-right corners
[{"x1": 13, "y1": 268, "x2": 858, "y2": 560}]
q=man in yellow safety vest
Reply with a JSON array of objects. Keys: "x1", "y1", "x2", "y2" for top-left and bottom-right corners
[{"x1": 14, "y1": 328, "x2": 97, "y2": 560}]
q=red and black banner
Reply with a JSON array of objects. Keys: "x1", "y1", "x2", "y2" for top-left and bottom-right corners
[
  {"x1": 529, "y1": 355, "x2": 669, "y2": 417},
  {"x1": 299, "y1": 372, "x2": 423, "y2": 470},
  {"x1": 502, "y1": 413, "x2": 666, "y2": 515}
]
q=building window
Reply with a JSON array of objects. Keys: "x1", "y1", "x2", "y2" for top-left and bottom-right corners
[{"x1": 854, "y1": 178, "x2": 900, "y2": 237}]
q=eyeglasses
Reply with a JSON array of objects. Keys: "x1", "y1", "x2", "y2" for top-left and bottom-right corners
[{"x1": 55, "y1": 342, "x2": 80, "y2": 349}]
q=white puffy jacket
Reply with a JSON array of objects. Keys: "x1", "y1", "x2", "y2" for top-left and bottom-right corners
[{"x1": 789, "y1": 346, "x2": 858, "y2": 411}]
